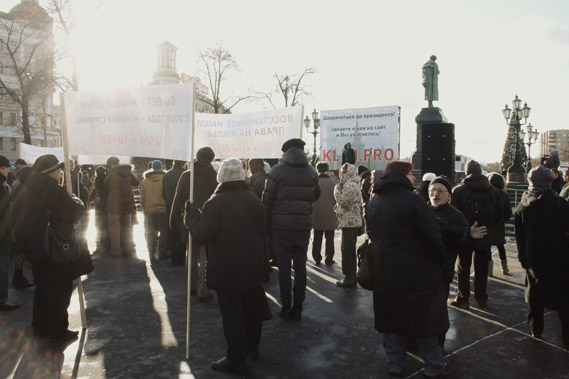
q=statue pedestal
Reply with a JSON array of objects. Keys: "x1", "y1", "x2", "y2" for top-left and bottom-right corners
[{"x1": 411, "y1": 107, "x2": 448, "y2": 169}]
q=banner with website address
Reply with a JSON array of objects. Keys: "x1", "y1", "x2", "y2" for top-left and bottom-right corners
[
  {"x1": 63, "y1": 84, "x2": 194, "y2": 160},
  {"x1": 320, "y1": 106, "x2": 400, "y2": 171},
  {"x1": 194, "y1": 106, "x2": 303, "y2": 159}
]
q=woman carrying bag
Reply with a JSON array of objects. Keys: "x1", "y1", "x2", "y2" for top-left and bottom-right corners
[{"x1": 22, "y1": 155, "x2": 92, "y2": 342}]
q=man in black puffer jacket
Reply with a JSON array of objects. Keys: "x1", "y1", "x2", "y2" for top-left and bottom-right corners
[
  {"x1": 186, "y1": 158, "x2": 266, "y2": 371},
  {"x1": 262, "y1": 138, "x2": 320, "y2": 321}
]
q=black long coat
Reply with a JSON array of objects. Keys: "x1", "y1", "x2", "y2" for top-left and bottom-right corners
[
  {"x1": 366, "y1": 169, "x2": 449, "y2": 337},
  {"x1": 492, "y1": 190, "x2": 512, "y2": 246},
  {"x1": 21, "y1": 172, "x2": 90, "y2": 285},
  {"x1": 515, "y1": 189, "x2": 569, "y2": 306},
  {"x1": 186, "y1": 181, "x2": 266, "y2": 292}
]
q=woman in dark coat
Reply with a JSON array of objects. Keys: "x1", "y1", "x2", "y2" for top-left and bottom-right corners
[
  {"x1": 186, "y1": 158, "x2": 266, "y2": 371},
  {"x1": 366, "y1": 160, "x2": 450, "y2": 377},
  {"x1": 515, "y1": 165, "x2": 569, "y2": 347},
  {"x1": 22, "y1": 155, "x2": 92, "y2": 342},
  {"x1": 487, "y1": 173, "x2": 513, "y2": 274}
]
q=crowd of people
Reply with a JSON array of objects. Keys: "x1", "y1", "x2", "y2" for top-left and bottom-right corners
[{"x1": 1, "y1": 141, "x2": 568, "y2": 377}]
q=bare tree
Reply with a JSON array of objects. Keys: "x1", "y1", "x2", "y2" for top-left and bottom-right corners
[
  {"x1": 0, "y1": 11, "x2": 55, "y2": 144},
  {"x1": 259, "y1": 67, "x2": 317, "y2": 108},
  {"x1": 197, "y1": 43, "x2": 251, "y2": 114}
]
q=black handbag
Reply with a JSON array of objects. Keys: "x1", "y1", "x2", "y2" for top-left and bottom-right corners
[
  {"x1": 44, "y1": 224, "x2": 85, "y2": 263},
  {"x1": 356, "y1": 238, "x2": 373, "y2": 290}
]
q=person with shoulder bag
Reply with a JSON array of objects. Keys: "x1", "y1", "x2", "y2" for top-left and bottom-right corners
[{"x1": 22, "y1": 155, "x2": 92, "y2": 342}]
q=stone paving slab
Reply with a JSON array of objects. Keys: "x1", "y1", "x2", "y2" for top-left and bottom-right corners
[{"x1": 1, "y1": 212, "x2": 568, "y2": 378}]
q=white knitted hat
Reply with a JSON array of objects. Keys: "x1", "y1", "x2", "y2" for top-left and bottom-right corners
[{"x1": 217, "y1": 158, "x2": 246, "y2": 183}]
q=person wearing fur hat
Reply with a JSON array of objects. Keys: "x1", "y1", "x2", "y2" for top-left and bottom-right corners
[
  {"x1": 335, "y1": 163, "x2": 363, "y2": 287},
  {"x1": 515, "y1": 165, "x2": 569, "y2": 348},
  {"x1": 262, "y1": 138, "x2": 320, "y2": 321},
  {"x1": 450, "y1": 160, "x2": 503, "y2": 309},
  {"x1": 20, "y1": 154, "x2": 92, "y2": 341},
  {"x1": 141, "y1": 160, "x2": 168, "y2": 263},
  {"x1": 170, "y1": 147, "x2": 218, "y2": 301},
  {"x1": 104, "y1": 158, "x2": 139, "y2": 258},
  {"x1": 487, "y1": 172, "x2": 513, "y2": 275},
  {"x1": 185, "y1": 158, "x2": 267, "y2": 371}
]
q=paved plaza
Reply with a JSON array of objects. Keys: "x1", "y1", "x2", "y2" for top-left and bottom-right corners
[{"x1": 1, "y1": 210, "x2": 568, "y2": 378}]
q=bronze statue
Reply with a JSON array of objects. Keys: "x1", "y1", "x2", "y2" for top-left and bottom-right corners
[{"x1": 422, "y1": 55, "x2": 439, "y2": 107}]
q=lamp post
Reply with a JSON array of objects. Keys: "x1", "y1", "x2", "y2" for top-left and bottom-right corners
[
  {"x1": 502, "y1": 95, "x2": 531, "y2": 182},
  {"x1": 520, "y1": 123, "x2": 538, "y2": 171},
  {"x1": 304, "y1": 109, "x2": 320, "y2": 166}
]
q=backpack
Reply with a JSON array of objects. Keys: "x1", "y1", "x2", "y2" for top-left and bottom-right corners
[{"x1": 463, "y1": 190, "x2": 496, "y2": 228}]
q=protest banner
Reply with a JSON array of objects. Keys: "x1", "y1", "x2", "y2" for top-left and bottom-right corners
[
  {"x1": 18, "y1": 143, "x2": 64, "y2": 164},
  {"x1": 320, "y1": 106, "x2": 400, "y2": 171},
  {"x1": 194, "y1": 106, "x2": 303, "y2": 159},
  {"x1": 62, "y1": 84, "x2": 194, "y2": 160}
]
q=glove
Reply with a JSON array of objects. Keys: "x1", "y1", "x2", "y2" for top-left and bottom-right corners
[{"x1": 184, "y1": 200, "x2": 200, "y2": 218}]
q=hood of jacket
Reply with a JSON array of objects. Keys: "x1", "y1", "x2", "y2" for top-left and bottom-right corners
[
  {"x1": 516, "y1": 188, "x2": 555, "y2": 214},
  {"x1": 373, "y1": 169, "x2": 414, "y2": 195},
  {"x1": 340, "y1": 163, "x2": 359, "y2": 185},
  {"x1": 462, "y1": 173, "x2": 491, "y2": 192},
  {"x1": 143, "y1": 170, "x2": 165, "y2": 180},
  {"x1": 282, "y1": 147, "x2": 308, "y2": 168}
]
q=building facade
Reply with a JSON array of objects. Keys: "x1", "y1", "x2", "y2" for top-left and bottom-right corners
[
  {"x1": 0, "y1": 0, "x2": 59, "y2": 163},
  {"x1": 540, "y1": 129, "x2": 569, "y2": 162}
]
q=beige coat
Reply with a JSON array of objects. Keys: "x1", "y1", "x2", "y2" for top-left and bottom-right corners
[
  {"x1": 312, "y1": 174, "x2": 338, "y2": 230},
  {"x1": 334, "y1": 164, "x2": 363, "y2": 229},
  {"x1": 141, "y1": 170, "x2": 166, "y2": 214}
]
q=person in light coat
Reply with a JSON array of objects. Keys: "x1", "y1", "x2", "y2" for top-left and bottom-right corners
[{"x1": 334, "y1": 163, "x2": 363, "y2": 287}]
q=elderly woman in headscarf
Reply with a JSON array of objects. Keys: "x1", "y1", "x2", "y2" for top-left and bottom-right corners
[
  {"x1": 334, "y1": 163, "x2": 363, "y2": 288},
  {"x1": 515, "y1": 165, "x2": 569, "y2": 348}
]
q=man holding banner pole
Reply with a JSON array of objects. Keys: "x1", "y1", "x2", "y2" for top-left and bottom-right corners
[
  {"x1": 262, "y1": 138, "x2": 320, "y2": 321},
  {"x1": 170, "y1": 147, "x2": 218, "y2": 301}
]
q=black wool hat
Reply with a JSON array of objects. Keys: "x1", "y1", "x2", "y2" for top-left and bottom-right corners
[
  {"x1": 282, "y1": 138, "x2": 305, "y2": 152},
  {"x1": 33, "y1": 154, "x2": 64, "y2": 174},
  {"x1": 465, "y1": 160, "x2": 482, "y2": 175},
  {"x1": 430, "y1": 176, "x2": 452, "y2": 193},
  {"x1": 196, "y1": 147, "x2": 215, "y2": 162},
  {"x1": 0, "y1": 155, "x2": 10, "y2": 168}
]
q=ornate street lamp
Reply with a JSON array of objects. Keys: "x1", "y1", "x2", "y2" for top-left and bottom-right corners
[
  {"x1": 522, "y1": 123, "x2": 539, "y2": 170},
  {"x1": 502, "y1": 95, "x2": 531, "y2": 182},
  {"x1": 304, "y1": 109, "x2": 320, "y2": 166}
]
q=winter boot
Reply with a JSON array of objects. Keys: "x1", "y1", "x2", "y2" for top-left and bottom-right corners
[
  {"x1": 279, "y1": 305, "x2": 292, "y2": 321},
  {"x1": 488, "y1": 258, "x2": 494, "y2": 277},
  {"x1": 12, "y1": 269, "x2": 33, "y2": 289},
  {"x1": 500, "y1": 259, "x2": 510, "y2": 275},
  {"x1": 292, "y1": 303, "x2": 303, "y2": 321}
]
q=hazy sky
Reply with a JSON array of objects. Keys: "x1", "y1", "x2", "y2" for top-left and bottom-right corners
[{"x1": 6, "y1": 0, "x2": 569, "y2": 163}]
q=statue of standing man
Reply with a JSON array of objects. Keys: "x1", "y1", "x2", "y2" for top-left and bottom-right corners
[{"x1": 422, "y1": 55, "x2": 439, "y2": 108}]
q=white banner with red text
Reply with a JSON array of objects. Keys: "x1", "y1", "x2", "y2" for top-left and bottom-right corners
[
  {"x1": 320, "y1": 106, "x2": 400, "y2": 171},
  {"x1": 63, "y1": 84, "x2": 194, "y2": 160}
]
